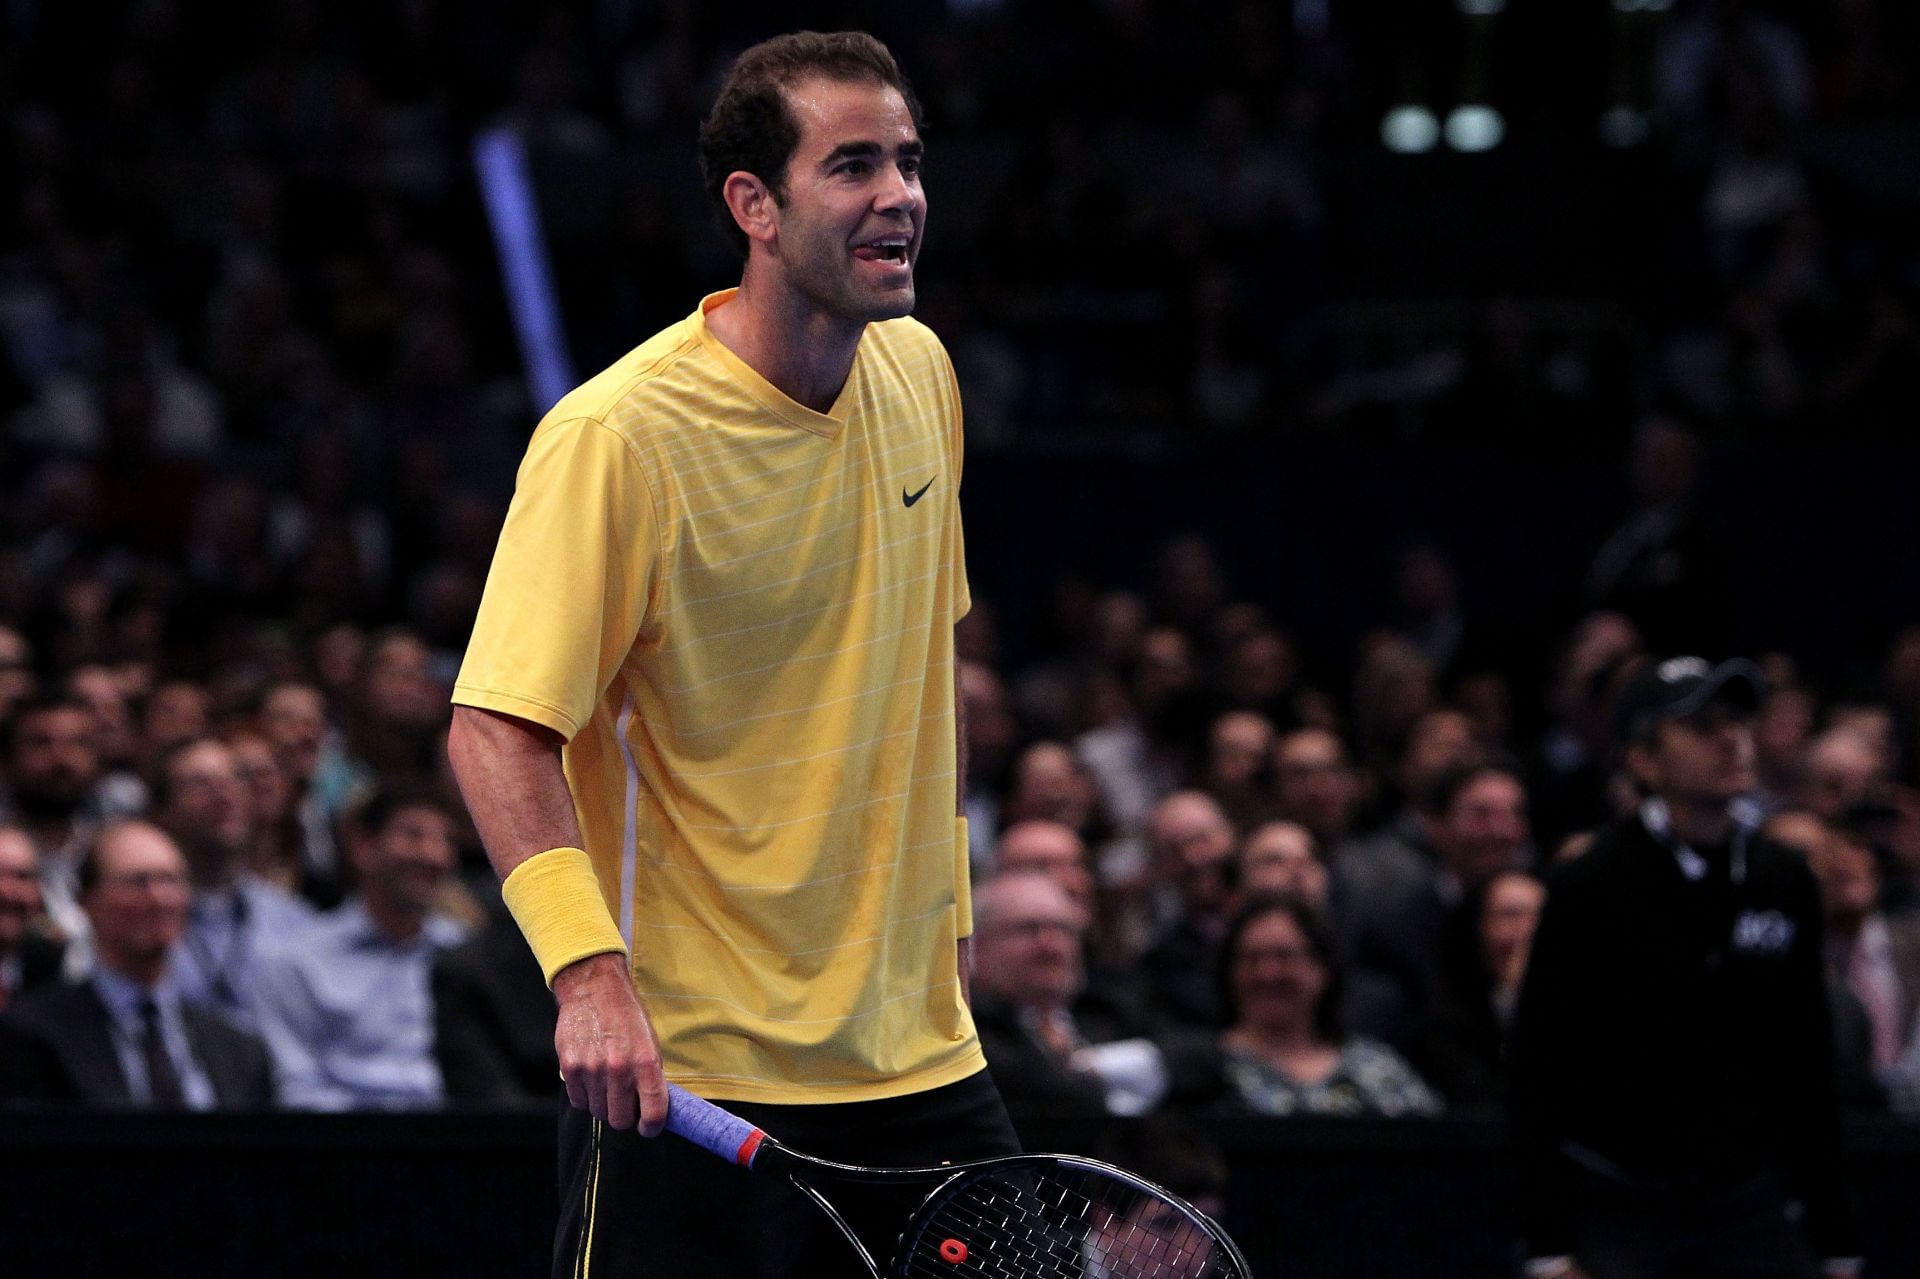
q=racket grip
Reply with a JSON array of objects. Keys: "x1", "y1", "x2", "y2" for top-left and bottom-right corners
[{"x1": 664, "y1": 1083, "x2": 768, "y2": 1168}]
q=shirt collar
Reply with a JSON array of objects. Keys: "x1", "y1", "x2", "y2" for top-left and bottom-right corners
[
  {"x1": 1639, "y1": 797, "x2": 1758, "y2": 885},
  {"x1": 339, "y1": 897, "x2": 464, "y2": 952},
  {"x1": 91, "y1": 962, "x2": 183, "y2": 1026}
]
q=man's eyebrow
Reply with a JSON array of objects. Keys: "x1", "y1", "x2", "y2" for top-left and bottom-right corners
[{"x1": 820, "y1": 138, "x2": 924, "y2": 166}]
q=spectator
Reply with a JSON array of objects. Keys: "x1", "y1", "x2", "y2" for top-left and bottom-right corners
[
  {"x1": 256, "y1": 681, "x2": 345, "y2": 902},
  {"x1": 431, "y1": 893, "x2": 558, "y2": 1108},
  {"x1": 1330, "y1": 707, "x2": 1481, "y2": 911},
  {"x1": 958, "y1": 659, "x2": 1019, "y2": 870},
  {"x1": 1799, "y1": 727, "x2": 1884, "y2": 824},
  {"x1": 1077, "y1": 626, "x2": 1199, "y2": 837},
  {"x1": 0, "y1": 821, "x2": 273, "y2": 1109},
  {"x1": 970, "y1": 872, "x2": 1213, "y2": 1121},
  {"x1": 1803, "y1": 817, "x2": 1920, "y2": 1083},
  {"x1": 1414, "y1": 869, "x2": 1545, "y2": 1108},
  {"x1": 1235, "y1": 820, "x2": 1329, "y2": 916},
  {"x1": 994, "y1": 820, "x2": 1095, "y2": 915},
  {"x1": 1139, "y1": 791, "x2": 1239, "y2": 1027},
  {"x1": 151, "y1": 737, "x2": 314, "y2": 1034},
  {"x1": 1216, "y1": 894, "x2": 1440, "y2": 1117},
  {"x1": 1198, "y1": 709, "x2": 1275, "y2": 830},
  {"x1": 1271, "y1": 727, "x2": 1362, "y2": 849},
  {"x1": 1, "y1": 696, "x2": 103, "y2": 967},
  {"x1": 1531, "y1": 613, "x2": 1642, "y2": 848},
  {"x1": 0, "y1": 627, "x2": 35, "y2": 723},
  {"x1": 253, "y1": 785, "x2": 466, "y2": 1110},
  {"x1": 0, "y1": 825, "x2": 63, "y2": 1010},
  {"x1": 1510, "y1": 656, "x2": 1857, "y2": 1279}
]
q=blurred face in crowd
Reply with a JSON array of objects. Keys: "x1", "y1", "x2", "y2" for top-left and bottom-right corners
[
  {"x1": 1455, "y1": 672, "x2": 1512, "y2": 751},
  {"x1": 1223, "y1": 628, "x2": 1296, "y2": 707},
  {"x1": 351, "y1": 801, "x2": 456, "y2": 920},
  {"x1": 159, "y1": 739, "x2": 254, "y2": 880},
  {"x1": 1272, "y1": 729, "x2": 1359, "y2": 842},
  {"x1": 1399, "y1": 710, "x2": 1478, "y2": 808},
  {"x1": 83, "y1": 822, "x2": 191, "y2": 982},
  {"x1": 0, "y1": 626, "x2": 33, "y2": 719},
  {"x1": 1088, "y1": 592, "x2": 1146, "y2": 666},
  {"x1": 1148, "y1": 792, "x2": 1235, "y2": 916},
  {"x1": 958, "y1": 660, "x2": 1016, "y2": 778},
  {"x1": 1479, "y1": 872, "x2": 1545, "y2": 993},
  {"x1": 1228, "y1": 906, "x2": 1328, "y2": 1040},
  {"x1": 1553, "y1": 613, "x2": 1641, "y2": 741},
  {"x1": 64, "y1": 665, "x2": 138, "y2": 769},
  {"x1": 260, "y1": 684, "x2": 326, "y2": 784},
  {"x1": 1808, "y1": 832, "x2": 1880, "y2": 936},
  {"x1": 1628, "y1": 701, "x2": 1757, "y2": 811},
  {"x1": 0, "y1": 827, "x2": 42, "y2": 952},
  {"x1": 1236, "y1": 822, "x2": 1327, "y2": 912},
  {"x1": 971, "y1": 873, "x2": 1086, "y2": 1011},
  {"x1": 7, "y1": 703, "x2": 98, "y2": 818},
  {"x1": 227, "y1": 732, "x2": 294, "y2": 825},
  {"x1": 362, "y1": 631, "x2": 441, "y2": 729},
  {"x1": 313, "y1": 624, "x2": 365, "y2": 698},
  {"x1": 1764, "y1": 810, "x2": 1827, "y2": 862},
  {"x1": 1206, "y1": 711, "x2": 1273, "y2": 790},
  {"x1": 995, "y1": 820, "x2": 1093, "y2": 913},
  {"x1": 1754, "y1": 687, "x2": 1816, "y2": 787},
  {"x1": 1006, "y1": 742, "x2": 1096, "y2": 831},
  {"x1": 1427, "y1": 770, "x2": 1530, "y2": 885},
  {"x1": 1134, "y1": 627, "x2": 1194, "y2": 711},
  {"x1": 1798, "y1": 729, "x2": 1880, "y2": 822},
  {"x1": 143, "y1": 681, "x2": 211, "y2": 762}
]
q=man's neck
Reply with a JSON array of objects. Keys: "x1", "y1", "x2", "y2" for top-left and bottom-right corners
[
  {"x1": 708, "y1": 269, "x2": 866, "y2": 414},
  {"x1": 362, "y1": 894, "x2": 426, "y2": 946},
  {"x1": 1663, "y1": 796, "x2": 1733, "y2": 849},
  {"x1": 99, "y1": 952, "x2": 168, "y2": 990}
]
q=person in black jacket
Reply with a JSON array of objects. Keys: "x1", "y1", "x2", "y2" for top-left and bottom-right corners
[{"x1": 1510, "y1": 657, "x2": 1858, "y2": 1279}]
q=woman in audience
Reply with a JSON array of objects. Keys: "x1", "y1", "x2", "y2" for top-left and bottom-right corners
[{"x1": 1217, "y1": 893, "x2": 1441, "y2": 1116}]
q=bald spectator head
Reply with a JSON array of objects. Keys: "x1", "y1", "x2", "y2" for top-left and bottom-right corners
[
  {"x1": 1422, "y1": 764, "x2": 1530, "y2": 886},
  {"x1": 80, "y1": 821, "x2": 191, "y2": 987},
  {"x1": 1800, "y1": 729, "x2": 1883, "y2": 823},
  {"x1": 971, "y1": 872, "x2": 1087, "y2": 1013},
  {"x1": 995, "y1": 820, "x2": 1093, "y2": 912},
  {"x1": 0, "y1": 825, "x2": 42, "y2": 957},
  {"x1": 1147, "y1": 790, "x2": 1236, "y2": 917},
  {"x1": 1236, "y1": 821, "x2": 1328, "y2": 913},
  {"x1": 1205, "y1": 710, "x2": 1274, "y2": 793},
  {"x1": 154, "y1": 737, "x2": 255, "y2": 888},
  {"x1": 1272, "y1": 728, "x2": 1361, "y2": 844}
]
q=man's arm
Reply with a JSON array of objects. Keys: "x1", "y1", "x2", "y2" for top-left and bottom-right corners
[{"x1": 446, "y1": 704, "x2": 667, "y2": 1135}]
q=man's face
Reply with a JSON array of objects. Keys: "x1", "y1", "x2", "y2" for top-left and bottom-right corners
[
  {"x1": 1148, "y1": 794, "x2": 1235, "y2": 914},
  {"x1": 144, "y1": 682, "x2": 211, "y2": 759},
  {"x1": 1810, "y1": 836, "x2": 1879, "y2": 932},
  {"x1": 1273, "y1": 730, "x2": 1357, "y2": 840},
  {"x1": 972, "y1": 876, "x2": 1086, "y2": 1010},
  {"x1": 84, "y1": 825, "x2": 191, "y2": 972},
  {"x1": 65, "y1": 666, "x2": 137, "y2": 768},
  {"x1": 161, "y1": 740, "x2": 255, "y2": 864},
  {"x1": 1237, "y1": 822, "x2": 1327, "y2": 910},
  {"x1": 1207, "y1": 712, "x2": 1273, "y2": 789},
  {"x1": 1479, "y1": 872, "x2": 1545, "y2": 989},
  {"x1": 995, "y1": 822, "x2": 1093, "y2": 912},
  {"x1": 261, "y1": 686, "x2": 325, "y2": 783},
  {"x1": 765, "y1": 75, "x2": 925, "y2": 325},
  {"x1": 0, "y1": 627, "x2": 33, "y2": 718},
  {"x1": 1429, "y1": 773, "x2": 1530, "y2": 884},
  {"x1": 363, "y1": 634, "x2": 440, "y2": 729},
  {"x1": 7, "y1": 706, "x2": 98, "y2": 813},
  {"x1": 0, "y1": 828, "x2": 42, "y2": 950},
  {"x1": 1635, "y1": 704, "x2": 1757, "y2": 808},
  {"x1": 354, "y1": 804, "x2": 456, "y2": 916}
]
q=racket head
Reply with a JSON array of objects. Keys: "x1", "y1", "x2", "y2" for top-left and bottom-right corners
[{"x1": 887, "y1": 1153, "x2": 1251, "y2": 1279}]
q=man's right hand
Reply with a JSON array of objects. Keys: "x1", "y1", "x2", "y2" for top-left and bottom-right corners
[{"x1": 552, "y1": 951, "x2": 669, "y2": 1136}]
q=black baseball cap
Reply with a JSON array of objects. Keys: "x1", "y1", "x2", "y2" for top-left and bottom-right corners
[{"x1": 1613, "y1": 656, "x2": 1766, "y2": 745}]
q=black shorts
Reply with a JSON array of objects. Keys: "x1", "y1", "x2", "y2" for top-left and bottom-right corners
[{"x1": 554, "y1": 1069, "x2": 1020, "y2": 1278}]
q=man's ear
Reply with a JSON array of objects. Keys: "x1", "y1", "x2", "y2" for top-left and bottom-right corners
[{"x1": 722, "y1": 171, "x2": 780, "y2": 249}]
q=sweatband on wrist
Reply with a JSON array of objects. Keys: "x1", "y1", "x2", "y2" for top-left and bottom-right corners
[{"x1": 501, "y1": 847, "x2": 627, "y2": 986}]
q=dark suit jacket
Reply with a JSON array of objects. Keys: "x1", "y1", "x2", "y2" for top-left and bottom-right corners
[
  {"x1": 0, "y1": 979, "x2": 275, "y2": 1109},
  {"x1": 431, "y1": 912, "x2": 560, "y2": 1106},
  {"x1": 2, "y1": 933, "x2": 66, "y2": 1007}
]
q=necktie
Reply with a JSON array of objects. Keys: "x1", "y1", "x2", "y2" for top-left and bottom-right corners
[{"x1": 137, "y1": 997, "x2": 186, "y2": 1109}]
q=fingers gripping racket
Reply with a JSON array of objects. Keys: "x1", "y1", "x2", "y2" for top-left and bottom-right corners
[{"x1": 664, "y1": 1084, "x2": 1253, "y2": 1278}]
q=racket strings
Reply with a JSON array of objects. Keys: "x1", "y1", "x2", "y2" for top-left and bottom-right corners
[{"x1": 896, "y1": 1165, "x2": 1235, "y2": 1279}]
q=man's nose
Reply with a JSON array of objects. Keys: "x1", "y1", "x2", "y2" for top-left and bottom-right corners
[{"x1": 873, "y1": 164, "x2": 918, "y2": 212}]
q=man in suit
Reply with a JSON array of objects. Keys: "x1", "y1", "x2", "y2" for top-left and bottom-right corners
[
  {"x1": 432, "y1": 893, "x2": 559, "y2": 1106},
  {"x1": 0, "y1": 824, "x2": 64, "y2": 1010},
  {"x1": 0, "y1": 820, "x2": 274, "y2": 1108}
]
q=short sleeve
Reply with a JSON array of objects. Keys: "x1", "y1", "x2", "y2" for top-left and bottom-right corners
[{"x1": 453, "y1": 418, "x2": 660, "y2": 740}]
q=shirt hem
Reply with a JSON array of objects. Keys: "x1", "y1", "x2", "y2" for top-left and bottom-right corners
[{"x1": 673, "y1": 1043, "x2": 988, "y2": 1106}]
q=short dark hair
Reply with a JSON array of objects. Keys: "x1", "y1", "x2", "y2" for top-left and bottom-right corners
[
  {"x1": 348, "y1": 779, "x2": 454, "y2": 840},
  {"x1": 698, "y1": 31, "x2": 922, "y2": 258},
  {"x1": 2, "y1": 694, "x2": 92, "y2": 757},
  {"x1": 1422, "y1": 760, "x2": 1524, "y2": 819}
]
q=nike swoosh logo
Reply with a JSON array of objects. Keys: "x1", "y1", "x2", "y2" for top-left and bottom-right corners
[{"x1": 903, "y1": 477, "x2": 936, "y2": 507}]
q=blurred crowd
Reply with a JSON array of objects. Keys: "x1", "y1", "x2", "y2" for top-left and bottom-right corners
[{"x1": 2, "y1": 0, "x2": 1920, "y2": 1125}]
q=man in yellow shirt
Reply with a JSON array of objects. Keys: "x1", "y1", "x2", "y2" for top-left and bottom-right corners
[{"x1": 446, "y1": 30, "x2": 1017, "y2": 1278}]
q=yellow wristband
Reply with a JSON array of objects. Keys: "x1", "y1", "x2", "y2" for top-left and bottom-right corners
[{"x1": 501, "y1": 847, "x2": 628, "y2": 986}]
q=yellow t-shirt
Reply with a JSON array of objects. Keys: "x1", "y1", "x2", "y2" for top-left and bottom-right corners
[{"x1": 453, "y1": 291, "x2": 983, "y2": 1103}]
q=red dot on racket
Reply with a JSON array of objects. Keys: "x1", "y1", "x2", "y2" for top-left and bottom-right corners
[{"x1": 938, "y1": 1238, "x2": 968, "y2": 1264}]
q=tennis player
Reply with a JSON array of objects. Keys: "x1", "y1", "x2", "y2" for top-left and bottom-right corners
[{"x1": 446, "y1": 31, "x2": 1019, "y2": 1277}]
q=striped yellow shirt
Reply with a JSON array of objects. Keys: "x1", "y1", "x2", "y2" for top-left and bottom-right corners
[{"x1": 454, "y1": 291, "x2": 983, "y2": 1103}]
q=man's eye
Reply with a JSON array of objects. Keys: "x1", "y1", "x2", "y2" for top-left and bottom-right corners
[{"x1": 840, "y1": 161, "x2": 869, "y2": 176}]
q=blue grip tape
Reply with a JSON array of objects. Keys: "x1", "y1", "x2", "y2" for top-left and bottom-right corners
[{"x1": 665, "y1": 1084, "x2": 767, "y2": 1167}]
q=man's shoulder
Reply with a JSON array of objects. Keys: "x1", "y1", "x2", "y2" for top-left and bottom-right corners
[
  {"x1": 4, "y1": 979, "x2": 104, "y2": 1036},
  {"x1": 537, "y1": 311, "x2": 714, "y2": 439},
  {"x1": 865, "y1": 314, "x2": 946, "y2": 360}
]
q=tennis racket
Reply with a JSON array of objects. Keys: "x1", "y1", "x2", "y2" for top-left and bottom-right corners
[{"x1": 664, "y1": 1082, "x2": 1253, "y2": 1278}]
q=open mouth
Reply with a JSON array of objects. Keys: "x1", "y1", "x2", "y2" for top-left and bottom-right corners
[{"x1": 853, "y1": 238, "x2": 910, "y2": 264}]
